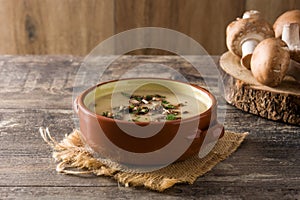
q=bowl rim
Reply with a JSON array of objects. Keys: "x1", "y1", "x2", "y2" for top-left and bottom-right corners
[{"x1": 76, "y1": 78, "x2": 217, "y2": 125}]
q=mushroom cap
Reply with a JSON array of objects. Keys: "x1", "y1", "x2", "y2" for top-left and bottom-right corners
[
  {"x1": 243, "y1": 10, "x2": 261, "y2": 19},
  {"x1": 251, "y1": 38, "x2": 290, "y2": 87},
  {"x1": 273, "y1": 10, "x2": 300, "y2": 38},
  {"x1": 226, "y1": 17, "x2": 274, "y2": 57}
]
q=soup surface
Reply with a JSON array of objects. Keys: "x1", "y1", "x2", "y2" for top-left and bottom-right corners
[{"x1": 87, "y1": 84, "x2": 209, "y2": 122}]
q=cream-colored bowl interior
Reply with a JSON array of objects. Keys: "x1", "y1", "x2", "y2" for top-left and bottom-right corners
[{"x1": 83, "y1": 79, "x2": 212, "y2": 118}]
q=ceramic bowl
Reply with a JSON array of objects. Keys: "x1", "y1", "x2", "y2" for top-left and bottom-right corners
[{"x1": 74, "y1": 78, "x2": 224, "y2": 166}]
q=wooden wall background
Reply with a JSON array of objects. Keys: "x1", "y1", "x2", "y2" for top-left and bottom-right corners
[{"x1": 0, "y1": 0, "x2": 299, "y2": 55}]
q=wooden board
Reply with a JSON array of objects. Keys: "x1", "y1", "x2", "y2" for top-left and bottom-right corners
[
  {"x1": 0, "y1": 0, "x2": 114, "y2": 55},
  {"x1": 0, "y1": 0, "x2": 300, "y2": 55},
  {"x1": 219, "y1": 51, "x2": 300, "y2": 126},
  {"x1": 0, "y1": 55, "x2": 299, "y2": 199},
  {"x1": 115, "y1": 0, "x2": 244, "y2": 55},
  {"x1": 245, "y1": 0, "x2": 300, "y2": 23}
]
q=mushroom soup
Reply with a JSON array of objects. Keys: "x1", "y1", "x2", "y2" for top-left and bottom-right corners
[{"x1": 84, "y1": 82, "x2": 211, "y2": 122}]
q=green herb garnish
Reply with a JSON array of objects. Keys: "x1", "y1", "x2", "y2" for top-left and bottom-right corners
[
  {"x1": 166, "y1": 114, "x2": 177, "y2": 120},
  {"x1": 162, "y1": 100, "x2": 169, "y2": 104},
  {"x1": 100, "y1": 93, "x2": 185, "y2": 121},
  {"x1": 132, "y1": 116, "x2": 141, "y2": 122},
  {"x1": 155, "y1": 94, "x2": 165, "y2": 98},
  {"x1": 145, "y1": 95, "x2": 153, "y2": 101},
  {"x1": 102, "y1": 111, "x2": 108, "y2": 117},
  {"x1": 164, "y1": 104, "x2": 175, "y2": 109}
]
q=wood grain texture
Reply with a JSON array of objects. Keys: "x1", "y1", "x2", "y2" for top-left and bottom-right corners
[
  {"x1": 219, "y1": 52, "x2": 300, "y2": 125},
  {"x1": 176, "y1": 0, "x2": 245, "y2": 55},
  {"x1": 0, "y1": 0, "x2": 114, "y2": 55},
  {"x1": 114, "y1": 0, "x2": 178, "y2": 55},
  {"x1": 0, "y1": 55, "x2": 299, "y2": 199},
  {"x1": 0, "y1": 110, "x2": 299, "y2": 198},
  {"x1": 115, "y1": 0, "x2": 244, "y2": 55},
  {"x1": 0, "y1": 55, "x2": 219, "y2": 109},
  {"x1": 245, "y1": 0, "x2": 300, "y2": 24},
  {"x1": 1, "y1": 0, "x2": 300, "y2": 55}
]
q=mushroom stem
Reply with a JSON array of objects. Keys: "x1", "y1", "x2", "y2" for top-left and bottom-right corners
[
  {"x1": 287, "y1": 60, "x2": 300, "y2": 82},
  {"x1": 241, "y1": 10, "x2": 261, "y2": 69},
  {"x1": 241, "y1": 39, "x2": 259, "y2": 69},
  {"x1": 240, "y1": 10, "x2": 262, "y2": 69},
  {"x1": 282, "y1": 23, "x2": 300, "y2": 50}
]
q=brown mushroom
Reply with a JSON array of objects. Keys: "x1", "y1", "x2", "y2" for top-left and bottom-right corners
[
  {"x1": 274, "y1": 10, "x2": 300, "y2": 63},
  {"x1": 273, "y1": 10, "x2": 300, "y2": 38},
  {"x1": 242, "y1": 10, "x2": 261, "y2": 20},
  {"x1": 226, "y1": 10, "x2": 274, "y2": 69},
  {"x1": 250, "y1": 38, "x2": 290, "y2": 87}
]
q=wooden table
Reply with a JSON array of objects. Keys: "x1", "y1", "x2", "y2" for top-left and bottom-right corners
[{"x1": 0, "y1": 55, "x2": 299, "y2": 199}]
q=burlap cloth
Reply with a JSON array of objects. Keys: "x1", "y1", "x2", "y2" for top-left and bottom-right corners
[{"x1": 40, "y1": 127, "x2": 247, "y2": 192}]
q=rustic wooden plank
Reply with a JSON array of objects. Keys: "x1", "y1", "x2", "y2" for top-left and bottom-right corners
[
  {"x1": 219, "y1": 51, "x2": 300, "y2": 125},
  {"x1": 0, "y1": 55, "x2": 221, "y2": 109},
  {"x1": 1, "y1": 108, "x2": 299, "y2": 153},
  {"x1": 0, "y1": 186, "x2": 186, "y2": 200},
  {"x1": 0, "y1": 55, "x2": 80, "y2": 109},
  {"x1": 0, "y1": 0, "x2": 114, "y2": 55},
  {"x1": 175, "y1": 0, "x2": 245, "y2": 55},
  {"x1": 0, "y1": 56, "x2": 299, "y2": 199},
  {"x1": 115, "y1": 0, "x2": 245, "y2": 55},
  {"x1": 245, "y1": 0, "x2": 300, "y2": 23},
  {"x1": 0, "y1": 108, "x2": 298, "y2": 187},
  {"x1": 1, "y1": 1, "x2": 299, "y2": 56},
  {"x1": 0, "y1": 144, "x2": 299, "y2": 198},
  {"x1": 0, "y1": 157, "x2": 117, "y2": 187},
  {"x1": 0, "y1": 182, "x2": 299, "y2": 200}
]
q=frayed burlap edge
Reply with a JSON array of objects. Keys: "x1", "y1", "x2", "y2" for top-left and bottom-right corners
[{"x1": 40, "y1": 127, "x2": 247, "y2": 192}]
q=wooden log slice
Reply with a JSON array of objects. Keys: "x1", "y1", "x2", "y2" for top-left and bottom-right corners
[{"x1": 219, "y1": 51, "x2": 300, "y2": 126}]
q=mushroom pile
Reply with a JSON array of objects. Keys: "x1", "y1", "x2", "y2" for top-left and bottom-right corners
[{"x1": 226, "y1": 10, "x2": 300, "y2": 87}]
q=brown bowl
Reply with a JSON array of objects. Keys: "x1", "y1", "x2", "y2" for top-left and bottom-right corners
[{"x1": 74, "y1": 78, "x2": 224, "y2": 166}]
